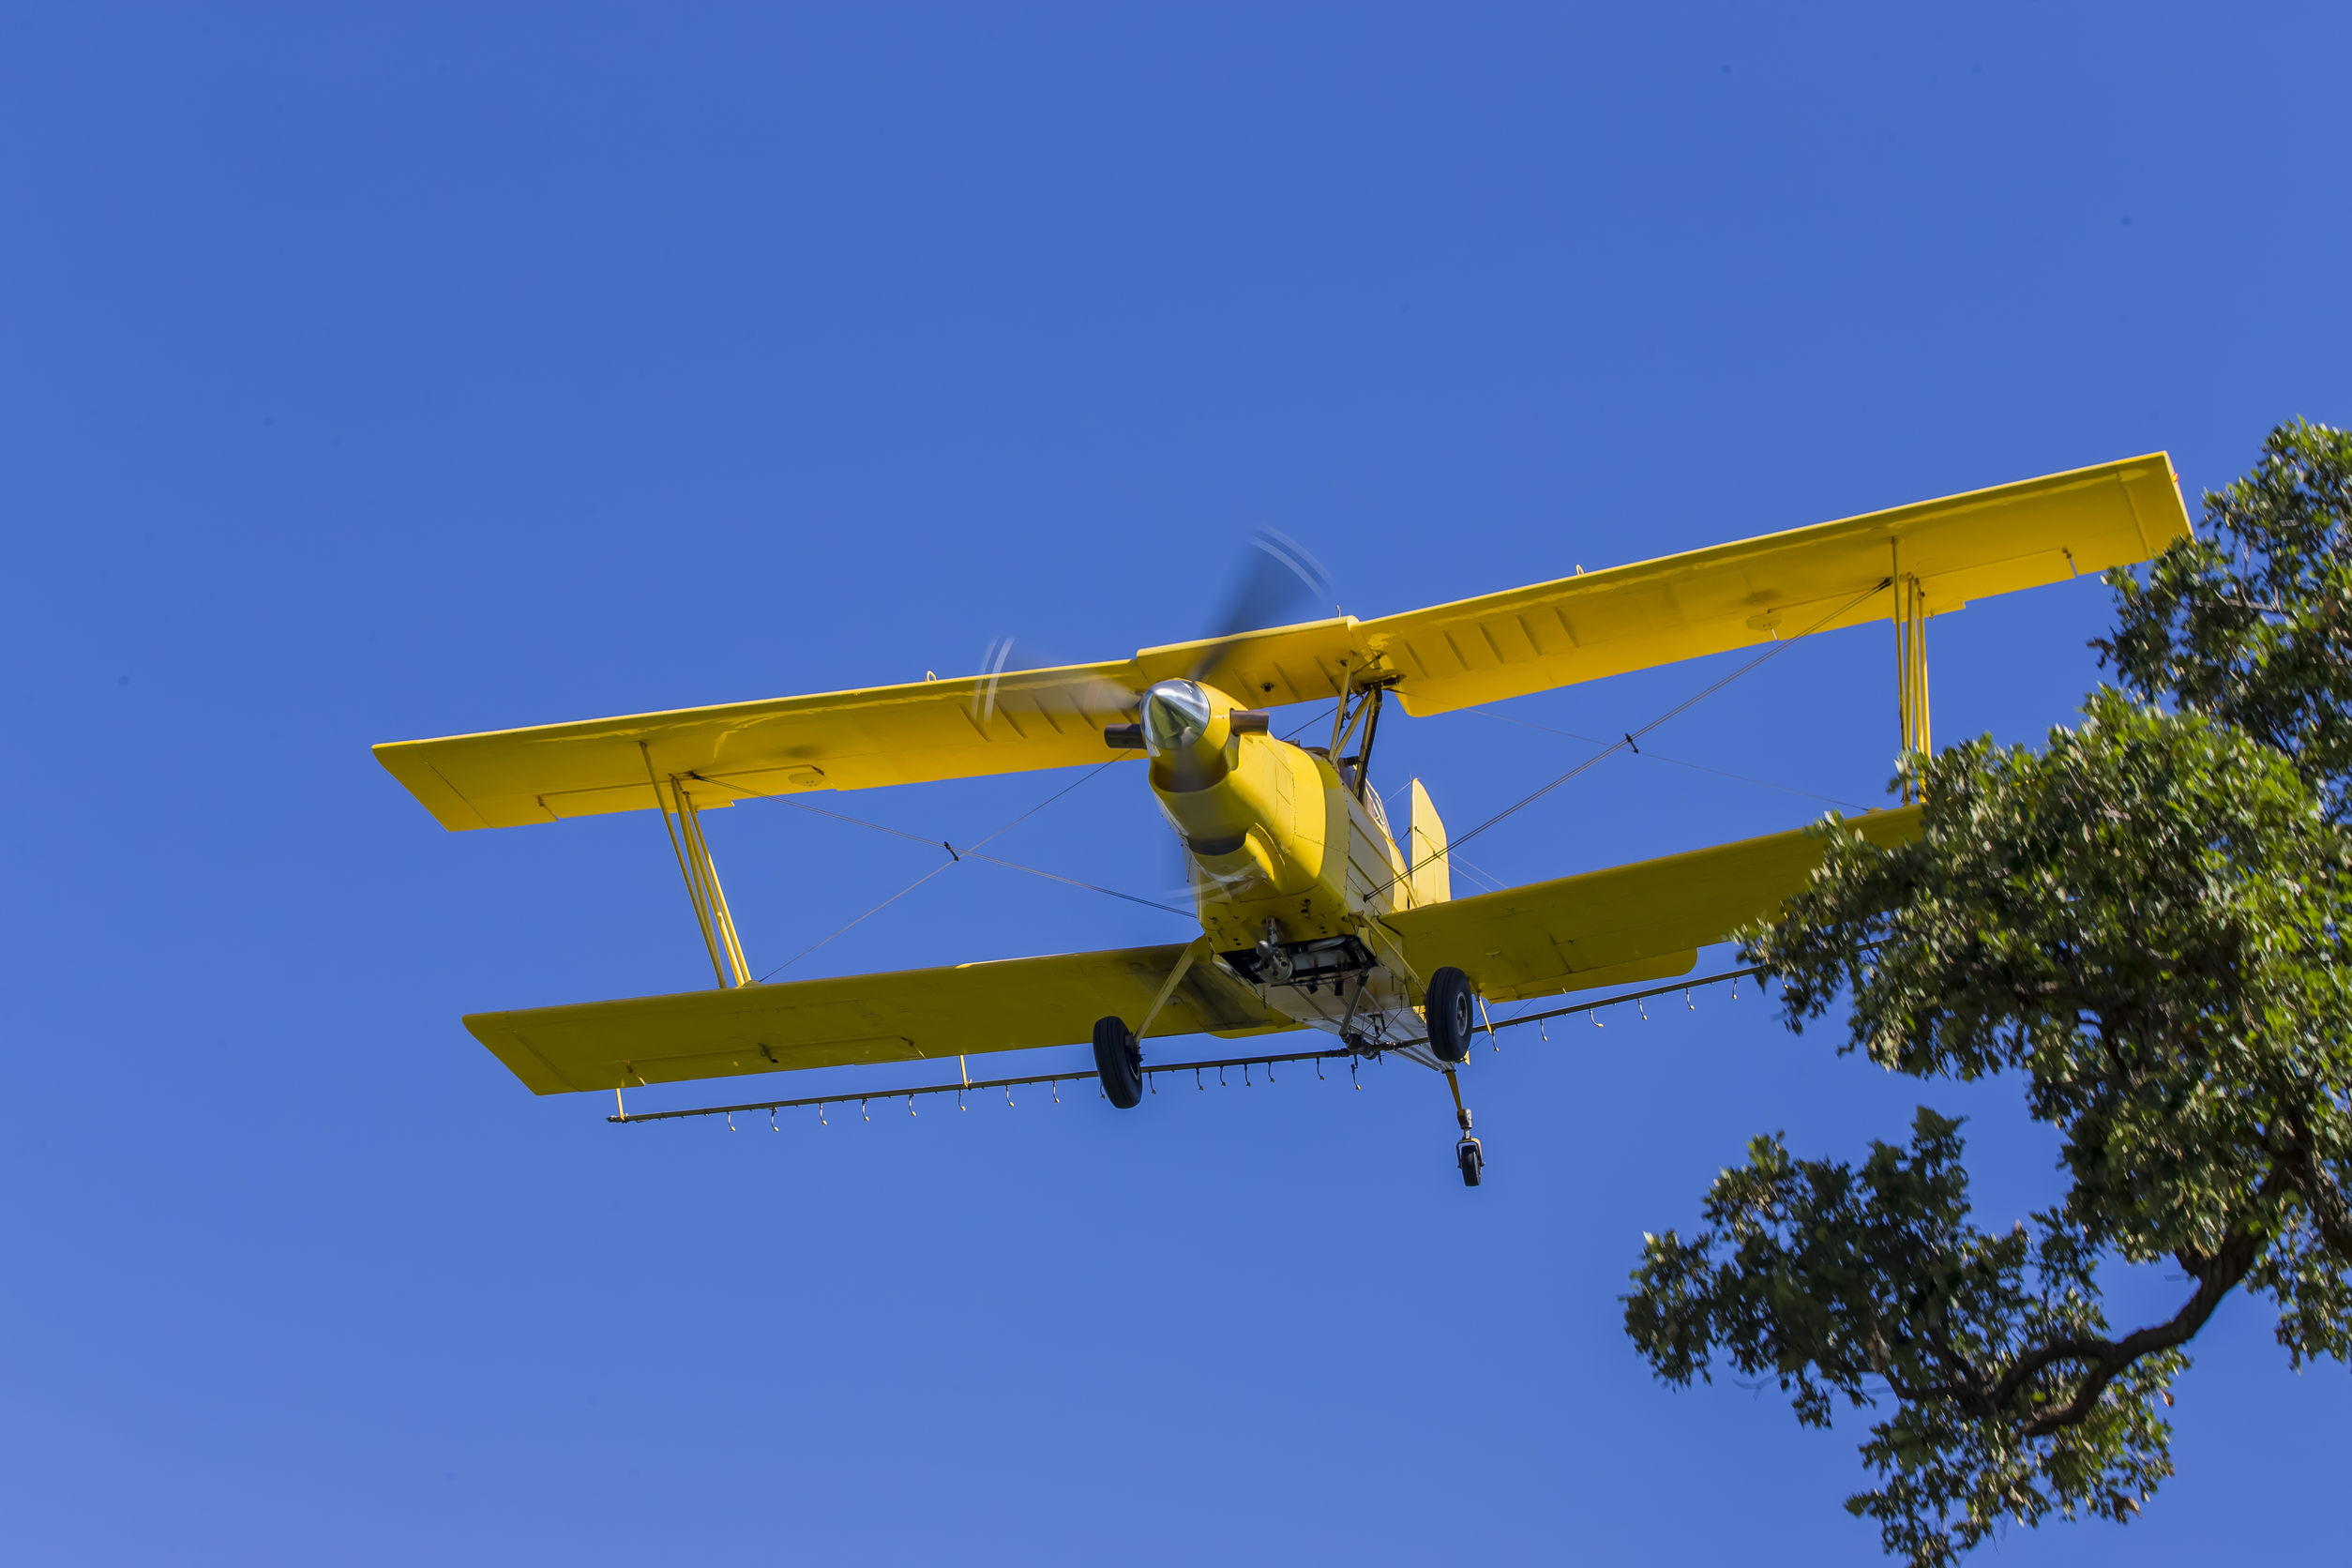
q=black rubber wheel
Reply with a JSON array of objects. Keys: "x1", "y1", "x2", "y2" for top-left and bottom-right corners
[
  {"x1": 1425, "y1": 966, "x2": 1477, "y2": 1063},
  {"x1": 1093, "y1": 1016, "x2": 1144, "y2": 1108},
  {"x1": 1457, "y1": 1137, "x2": 1485, "y2": 1187}
]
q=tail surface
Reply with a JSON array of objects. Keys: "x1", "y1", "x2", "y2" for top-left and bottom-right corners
[{"x1": 1408, "y1": 778, "x2": 1450, "y2": 908}]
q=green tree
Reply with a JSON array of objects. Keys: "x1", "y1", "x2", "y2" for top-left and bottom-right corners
[
  {"x1": 1621, "y1": 422, "x2": 2352, "y2": 1566},
  {"x1": 2103, "y1": 420, "x2": 2352, "y2": 816}
]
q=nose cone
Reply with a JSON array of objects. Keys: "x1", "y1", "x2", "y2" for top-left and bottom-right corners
[{"x1": 1141, "y1": 680, "x2": 1214, "y2": 760}]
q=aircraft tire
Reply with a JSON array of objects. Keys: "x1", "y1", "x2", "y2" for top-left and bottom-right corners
[
  {"x1": 1093, "y1": 1016, "x2": 1145, "y2": 1108},
  {"x1": 1425, "y1": 966, "x2": 1477, "y2": 1063},
  {"x1": 1457, "y1": 1137, "x2": 1485, "y2": 1187}
]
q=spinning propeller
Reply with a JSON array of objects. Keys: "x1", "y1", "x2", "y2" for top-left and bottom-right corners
[
  {"x1": 967, "y1": 530, "x2": 1334, "y2": 902},
  {"x1": 972, "y1": 528, "x2": 1333, "y2": 731}
]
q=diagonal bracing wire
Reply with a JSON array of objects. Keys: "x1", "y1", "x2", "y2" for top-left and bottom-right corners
[
  {"x1": 1371, "y1": 578, "x2": 1893, "y2": 902},
  {"x1": 735, "y1": 709, "x2": 1357, "y2": 979},
  {"x1": 756, "y1": 862, "x2": 957, "y2": 980},
  {"x1": 736, "y1": 578, "x2": 1883, "y2": 984},
  {"x1": 1466, "y1": 708, "x2": 1875, "y2": 812},
  {"x1": 750, "y1": 757, "x2": 1183, "y2": 981},
  {"x1": 957, "y1": 851, "x2": 1191, "y2": 917}
]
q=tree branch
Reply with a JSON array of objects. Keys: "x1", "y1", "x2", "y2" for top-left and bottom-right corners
[
  {"x1": 2280, "y1": 1108, "x2": 2352, "y2": 1263},
  {"x1": 2009, "y1": 1228, "x2": 2261, "y2": 1438}
]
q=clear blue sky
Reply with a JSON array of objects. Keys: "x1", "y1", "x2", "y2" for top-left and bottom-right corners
[{"x1": 4, "y1": 5, "x2": 2345, "y2": 1563}]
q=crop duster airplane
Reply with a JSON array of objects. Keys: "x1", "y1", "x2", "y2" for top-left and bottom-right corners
[{"x1": 378, "y1": 455, "x2": 2191, "y2": 1184}]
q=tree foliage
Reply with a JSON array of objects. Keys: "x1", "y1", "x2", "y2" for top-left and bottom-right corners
[
  {"x1": 1621, "y1": 423, "x2": 2352, "y2": 1565},
  {"x1": 2103, "y1": 420, "x2": 2352, "y2": 815}
]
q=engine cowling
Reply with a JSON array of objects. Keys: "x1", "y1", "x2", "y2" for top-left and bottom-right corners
[{"x1": 1137, "y1": 679, "x2": 1327, "y2": 898}]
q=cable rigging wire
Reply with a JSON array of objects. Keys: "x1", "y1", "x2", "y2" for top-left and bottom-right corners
[
  {"x1": 747, "y1": 703, "x2": 1352, "y2": 977},
  {"x1": 1465, "y1": 709, "x2": 1875, "y2": 813},
  {"x1": 1374, "y1": 577, "x2": 1893, "y2": 900},
  {"x1": 750, "y1": 756, "x2": 1181, "y2": 980},
  {"x1": 745, "y1": 580, "x2": 1888, "y2": 980}
]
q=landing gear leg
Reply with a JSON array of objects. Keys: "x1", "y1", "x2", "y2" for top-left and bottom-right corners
[{"x1": 1444, "y1": 1066, "x2": 1482, "y2": 1187}]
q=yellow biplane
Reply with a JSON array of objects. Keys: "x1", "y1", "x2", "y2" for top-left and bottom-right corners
[{"x1": 377, "y1": 454, "x2": 2190, "y2": 1184}]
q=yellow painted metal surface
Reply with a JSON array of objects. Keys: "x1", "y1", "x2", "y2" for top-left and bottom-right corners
[
  {"x1": 374, "y1": 457, "x2": 2189, "y2": 831},
  {"x1": 468, "y1": 941, "x2": 1290, "y2": 1095},
  {"x1": 1361, "y1": 455, "x2": 2188, "y2": 716},
  {"x1": 1894, "y1": 567, "x2": 1932, "y2": 798},
  {"x1": 1157, "y1": 736, "x2": 1332, "y2": 907},
  {"x1": 661, "y1": 777, "x2": 750, "y2": 988},
  {"x1": 1386, "y1": 806, "x2": 1922, "y2": 1003},
  {"x1": 471, "y1": 801, "x2": 1919, "y2": 1094},
  {"x1": 374, "y1": 663, "x2": 1153, "y2": 832},
  {"x1": 1406, "y1": 778, "x2": 1449, "y2": 909}
]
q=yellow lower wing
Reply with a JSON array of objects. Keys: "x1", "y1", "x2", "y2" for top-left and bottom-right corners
[
  {"x1": 468, "y1": 942, "x2": 1292, "y2": 1095},
  {"x1": 1388, "y1": 807, "x2": 1922, "y2": 1003}
]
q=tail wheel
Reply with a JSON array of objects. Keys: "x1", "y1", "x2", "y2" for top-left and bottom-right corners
[
  {"x1": 1093, "y1": 1016, "x2": 1144, "y2": 1108},
  {"x1": 1425, "y1": 966, "x2": 1477, "y2": 1063}
]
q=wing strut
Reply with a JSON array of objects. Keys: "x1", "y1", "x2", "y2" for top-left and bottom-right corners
[
  {"x1": 641, "y1": 743, "x2": 751, "y2": 988},
  {"x1": 1136, "y1": 939, "x2": 1206, "y2": 1042},
  {"x1": 1893, "y1": 543, "x2": 1930, "y2": 803},
  {"x1": 1328, "y1": 668, "x2": 1393, "y2": 801}
]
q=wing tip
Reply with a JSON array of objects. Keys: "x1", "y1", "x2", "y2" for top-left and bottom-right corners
[
  {"x1": 463, "y1": 1016, "x2": 584, "y2": 1095},
  {"x1": 373, "y1": 741, "x2": 492, "y2": 831}
]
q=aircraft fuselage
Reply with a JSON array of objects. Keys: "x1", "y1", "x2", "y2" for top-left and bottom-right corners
[{"x1": 1139, "y1": 678, "x2": 1437, "y2": 1052}]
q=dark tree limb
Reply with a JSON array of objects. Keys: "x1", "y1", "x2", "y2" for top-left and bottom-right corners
[{"x1": 2013, "y1": 1229, "x2": 2261, "y2": 1437}]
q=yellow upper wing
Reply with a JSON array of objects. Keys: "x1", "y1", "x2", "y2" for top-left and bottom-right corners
[
  {"x1": 374, "y1": 659, "x2": 1144, "y2": 832},
  {"x1": 1388, "y1": 807, "x2": 1922, "y2": 1003},
  {"x1": 1361, "y1": 454, "x2": 2190, "y2": 716},
  {"x1": 468, "y1": 941, "x2": 1291, "y2": 1095},
  {"x1": 376, "y1": 455, "x2": 2186, "y2": 830},
  {"x1": 372, "y1": 619, "x2": 1382, "y2": 832}
]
